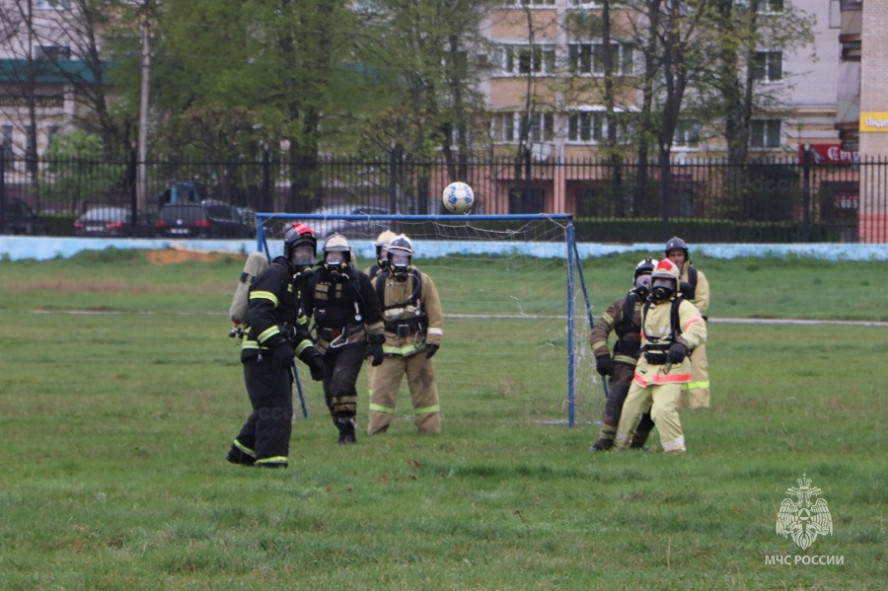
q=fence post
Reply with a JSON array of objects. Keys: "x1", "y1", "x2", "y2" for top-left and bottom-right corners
[
  {"x1": 0, "y1": 151, "x2": 5, "y2": 230},
  {"x1": 262, "y1": 148, "x2": 271, "y2": 211},
  {"x1": 129, "y1": 147, "x2": 138, "y2": 224},
  {"x1": 802, "y1": 145, "x2": 812, "y2": 242}
]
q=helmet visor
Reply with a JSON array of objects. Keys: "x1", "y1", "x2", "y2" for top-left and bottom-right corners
[
  {"x1": 390, "y1": 252, "x2": 410, "y2": 268},
  {"x1": 325, "y1": 251, "x2": 345, "y2": 266},
  {"x1": 291, "y1": 245, "x2": 314, "y2": 267}
]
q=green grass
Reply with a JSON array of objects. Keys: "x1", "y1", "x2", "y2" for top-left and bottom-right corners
[{"x1": 0, "y1": 249, "x2": 885, "y2": 589}]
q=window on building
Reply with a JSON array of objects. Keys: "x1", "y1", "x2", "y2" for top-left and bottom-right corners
[
  {"x1": 502, "y1": 0, "x2": 556, "y2": 6},
  {"x1": 35, "y1": 45, "x2": 71, "y2": 61},
  {"x1": 46, "y1": 126, "x2": 61, "y2": 150},
  {"x1": 567, "y1": 111, "x2": 629, "y2": 143},
  {"x1": 493, "y1": 113, "x2": 515, "y2": 142},
  {"x1": 756, "y1": 0, "x2": 784, "y2": 13},
  {"x1": 750, "y1": 119, "x2": 781, "y2": 148},
  {"x1": 752, "y1": 51, "x2": 782, "y2": 82},
  {"x1": 568, "y1": 42, "x2": 634, "y2": 76},
  {"x1": 492, "y1": 111, "x2": 554, "y2": 143},
  {"x1": 34, "y1": 0, "x2": 72, "y2": 9},
  {"x1": 1, "y1": 125, "x2": 13, "y2": 160},
  {"x1": 495, "y1": 44, "x2": 556, "y2": 75},
  {"x1": 673, "y1": 121, "x2": 701, "y2": 147}
]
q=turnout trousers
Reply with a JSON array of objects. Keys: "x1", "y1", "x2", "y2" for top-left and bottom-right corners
[
  {"x1": 614, "y1": 379, "x2": 686, "y2": 454},
  {"x1": 367, "y1": 353, "x2": 440, "y2": 434},
  {"x1": 234, "y1": 357, "x2": 293, "y2": 465},
  {"x1": 596, "y1": 363, "x2": 653, "y2": 447},
  {"x1": 682, "y1": 343, "x2": 710, "y2": 409},
  {"x1": 321, "y1": 343, "x2": 365, "y2": 423}
]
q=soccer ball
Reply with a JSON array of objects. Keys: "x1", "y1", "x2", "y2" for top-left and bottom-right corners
[{"x1": 442, "y1": 181, "x2": 475, "y2": 214}]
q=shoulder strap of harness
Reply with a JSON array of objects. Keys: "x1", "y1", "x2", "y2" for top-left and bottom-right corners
[
  {"x1": 618, "y1": 291, "x2": 638, "y2": 336},
  {"x1": 687, "y1": 266, "x2": 697, "y2": 288},
  {"x1": 376, "y1": 268, "x2": 423, "y2": 312}
]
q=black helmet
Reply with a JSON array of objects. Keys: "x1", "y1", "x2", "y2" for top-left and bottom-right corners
[
  {"x1": 664, "y1": 236, "x2": 689, "y2": 257},
  {"x1": 634, "y1": 257, "x2": 656, "y2": 281},
  {"x1": 284, "y1": 222, "x2": 317, "y2": 264}
]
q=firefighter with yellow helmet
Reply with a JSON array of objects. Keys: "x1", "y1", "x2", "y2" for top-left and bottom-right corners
[
  {"x1": 367, "y1": 235, "x2": 444, "y2": 434},
  {"x1": 613, "y1": 258, "x2": 707, "y2": 454},
  {"x1": 303, "y1": 233, "x2": 385, "y2": 444},
  {"x1": 588, "y1": 258, "x2": 657, "y2": 451},
  {"x1": 664, "y1": 236, "x2": 712, "y2": 409}
]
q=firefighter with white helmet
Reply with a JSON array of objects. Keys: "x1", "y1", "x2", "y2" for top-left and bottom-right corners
[
  {"x1": 588, "y1": 258, "x2": 657, "y2": 451},
  {"x1": 303, "y1": 233, "x2": 385, "y2": 444},
  {"x1": 227, "y1": 223, "x2": 325, "y2": 468},
  {"x1": 664, "y1": 236, "x2": 712, "y2": 409},
  {"x1": 612, "y1": 258, "x2": 707, "y2": 454},
  {"x1": 367, "y1": 234, "x2": 445, "y2": 435},
  {"x1": 366, "y1": 229, "x2": 398, "y2": 279}
]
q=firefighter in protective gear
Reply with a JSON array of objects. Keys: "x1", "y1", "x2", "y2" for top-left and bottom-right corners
[
  {"x1": 366, "y1": 229, "x2": 398, "y2": 279},
  {"x1": 588, "y1": 258, "x2": 657, "y2": 451},
  {"x1": 367, "y1": 235, "x2": 444, "y2": 435},
  {"x1": 303, "y1": 233, "x2": 385, "y2": 444},
  {"x1": 227, "y1": 223, "x2": 325, "y2": 468},
  {"x1": 613, "y1": 258, "x2": 707, "y2": 454},
  {"x1": 665, "y1": 236, "x2": 711, "y2": 409}
]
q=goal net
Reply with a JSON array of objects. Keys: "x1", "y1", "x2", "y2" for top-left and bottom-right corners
[{"x1": 254, "y1": 212, "x2": 604, "y2": 428}]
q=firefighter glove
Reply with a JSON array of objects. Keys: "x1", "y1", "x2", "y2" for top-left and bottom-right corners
[
  {"x1": 595, "y1": 354, "x2": 615, "y2": 377},
  {"x1": 667, "y1": 342, "x2": 689, "y2": 364},
  {"x1": 303, "y1": 348, "x2": 325, "y2": 381},
  {"x1": 272, "y1": 343, "x2": 295, "y2": 369},
  {"x1": 425, "y1": 344, "x2": 439, "y2": 359},
  {"x1": 369, "y1": 343, "x2": 385, "y2": 367}
]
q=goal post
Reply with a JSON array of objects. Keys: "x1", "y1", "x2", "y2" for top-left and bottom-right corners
[{"x1": 254, "y1": 212, "x2": 601, "y2": 428}]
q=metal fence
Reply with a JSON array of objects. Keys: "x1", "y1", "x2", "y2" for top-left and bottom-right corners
[{"x1": 2, "y1": 149, "x2": 886, "y2": 242}]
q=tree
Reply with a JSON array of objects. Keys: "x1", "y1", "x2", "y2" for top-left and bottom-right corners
[{"x1": 39, "y1": 129, "x2": 126, "y2": 213}]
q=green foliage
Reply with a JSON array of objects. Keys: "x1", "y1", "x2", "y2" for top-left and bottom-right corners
[
  {"x1": 38, "y1": 130, "x2": 128, "y2": 212},
  {"x1": 0, "y1": 254, "x2": 885, "y2": 587}
]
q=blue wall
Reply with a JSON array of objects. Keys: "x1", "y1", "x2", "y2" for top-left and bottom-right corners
[{"x1": 2, "y1": 236, "x2": 887, "y2": 262}]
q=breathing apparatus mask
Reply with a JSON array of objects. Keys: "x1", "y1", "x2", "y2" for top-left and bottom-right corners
[
  {"x1": 324, "y1": 251, "x2": 349, "y2": 281},
  {"x1": 634, "y1": 274, "x2": 652, "y2": 299},
  {"x1": 389, "y1": 251, "x2": 411, "y2": 279},
  {"x1": 650, "y1": 278, "x2": 675, "y2": 302}
]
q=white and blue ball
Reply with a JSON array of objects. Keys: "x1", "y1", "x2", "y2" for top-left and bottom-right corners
[{"x1": 442, "y1": 181, "x2": 475, "y2": 214}]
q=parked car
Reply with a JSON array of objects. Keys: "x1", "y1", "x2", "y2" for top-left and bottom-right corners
[
  {"x1": 310, "y1": 205, "x2": 395, "y2": 240},
  {"x1": 74, "y1": 207, "x2": 156, "y2": 238},
  {"x1": 155, "y1": 200, "x2": 256, "y2": 239},
  {"x1": 0, "y1": 198, "x2": 48, "y2": 235}
]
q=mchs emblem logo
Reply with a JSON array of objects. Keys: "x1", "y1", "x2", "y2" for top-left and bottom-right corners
[{"x1": 776, "y1": 474, "x2": 833, "y2": 550}]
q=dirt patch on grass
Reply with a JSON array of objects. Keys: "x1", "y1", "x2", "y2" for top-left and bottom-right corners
[{"x1": 145, "y1": 249, "x2": 241, "y2": 265}]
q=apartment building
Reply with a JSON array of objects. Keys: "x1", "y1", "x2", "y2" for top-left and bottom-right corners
[{"x1": 0, "y1": 0, "x2": 98, "y2": 162}]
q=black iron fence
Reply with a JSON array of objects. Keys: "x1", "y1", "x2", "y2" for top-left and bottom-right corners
[{"x1": 2, "y1": 149, "x2": 886, "y2": 242}]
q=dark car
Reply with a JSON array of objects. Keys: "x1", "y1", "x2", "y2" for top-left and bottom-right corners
[
  {"x1": 0, "y1": 198, "x2": 48, "y2": 235},
  {"x1": 155, "y1": 200, "x2": 255, "y2": 239},
  {"x1": 74, "y1": 207, "x2": 156, "y2": 238},
  {"x1": 311, "y1": 205, "x2": 395, "y2": 240}
]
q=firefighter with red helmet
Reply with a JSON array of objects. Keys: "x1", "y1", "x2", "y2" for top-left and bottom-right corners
[
  {"x1": 664, "y1": 236, "x2": 712, "y2": 409},
  {"x1": 613, "y1": 258, "x2": 707, "y2": 454},
  {"x1": 227, "y1": 223, "x2": 326, "y2": 468},
  {"x1": 367, "y1": 235, "x2": 444, "y2": 434},
  {"x1": 588, "y1": 258, "x2": 657, "y2": 451},
  {"x1": 303, "y1": 233, "x2": 385, "y2": 444}
]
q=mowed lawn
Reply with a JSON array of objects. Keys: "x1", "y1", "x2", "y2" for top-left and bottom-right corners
[{"x1": 0, "y1": 249, "x2": 885, "y2": 589}]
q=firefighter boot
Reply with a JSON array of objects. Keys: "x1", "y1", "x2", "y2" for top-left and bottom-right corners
[
  {"x1": 226, "y1": 443, "x2": 256, "y2": 466},
  {"x1": 590, "y1": 423, "x2": 616, "y2": 452},
  {"x1": 337, "y1": 418, "x2": 357, "y2": 445}
]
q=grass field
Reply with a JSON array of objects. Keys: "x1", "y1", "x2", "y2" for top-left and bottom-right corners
[{"x1": 0, "y1": 248, "x2": 885, "y2": 589}]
